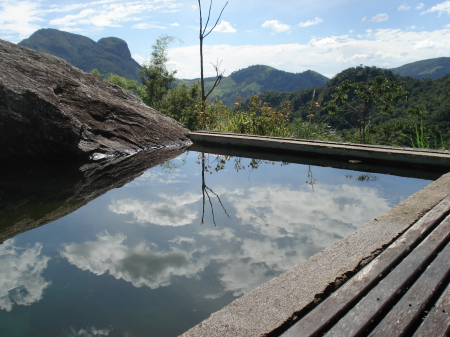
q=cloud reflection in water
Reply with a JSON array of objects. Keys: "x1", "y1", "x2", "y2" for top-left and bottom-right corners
[
  {"x1": 0, "y1": 240, "x2": 50, "y2": 311},
  {"x1": 70, "y1": 166, "x2": 392, "y2": 297},
  {"x1": 108, "y1": 192, "x2": 202, "y2": 227},
  {"x1": 61, "y1": 231, "x2": 208, "y2": 289}
]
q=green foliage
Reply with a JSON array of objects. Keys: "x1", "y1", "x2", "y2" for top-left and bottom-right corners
[
  {"x1": 323, "y1": 75, "x2": 408, "y2": 143},
  {"x1": 206, "y1": 95, "x2": 292, "y2": 137},
  {"x1": 139, "y1": 35, "x2": 178, "y2": 109},
  {"x1": 290, "y1": 119, "x2": 343, "y2": 142},
  {"x1": 90, "y1": 69, "x2": 147, "y2": 99},
  {"x1": 158, "y1": 82, "x2": 201, "y2": 130},
  {"x1": 91, "y1": 68, "x2": 103, "y2": 78}
]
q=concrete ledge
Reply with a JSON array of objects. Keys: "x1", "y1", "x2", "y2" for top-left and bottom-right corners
[
  {"x1": 181, "y1": 132, "x2": 450, "y2": 337},
  {"x1": 188, "y1": 131, "x2": 450, "y2": 171}
]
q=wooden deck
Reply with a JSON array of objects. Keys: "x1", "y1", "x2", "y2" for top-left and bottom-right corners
[{"x1": 281, "y1": 195, "x2": 450, "y2": 337}]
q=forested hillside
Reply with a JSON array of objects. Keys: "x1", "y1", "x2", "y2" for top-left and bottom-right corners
[
  {"x1": 18, "y1": 29, "x2": 142, "y2": 81},
  {"x1": 181, "y1": 65, "x2": 329, "y2": 107},
  {"x1": 391, "y1": 57, "x2": 450, "y2": 80}
]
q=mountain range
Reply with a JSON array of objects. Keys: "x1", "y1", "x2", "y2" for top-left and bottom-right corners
[
  {"x1": 181, "y1": 65, "x2": 329, "y2": 107},
  {"x1": 16, "y1": 29, "x2": 450, "y2": 105},
  {"x1": 18, "y1": 29, "x2": 142, "y2": 82}
]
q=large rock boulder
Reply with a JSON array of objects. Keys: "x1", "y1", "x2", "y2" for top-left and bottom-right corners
[{"x1": 0, "y1": 38, "x2": 191, "y2": 163}]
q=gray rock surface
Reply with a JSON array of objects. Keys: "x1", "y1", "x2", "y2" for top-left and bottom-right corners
[{"x1": 0, "y1": 38, "x2": 190, "y2": 163}]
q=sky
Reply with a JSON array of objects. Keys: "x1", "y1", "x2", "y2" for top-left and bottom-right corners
[{"x1": 0, "y1": 0, "x2": 450, "y2": 79}]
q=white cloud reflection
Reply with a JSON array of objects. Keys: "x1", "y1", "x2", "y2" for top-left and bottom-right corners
[
  {"x1": 207, "y1": 182, "x2": 390, "y2": 295},
  {"x1": 227, "y1": 184, "x2": 389, "y2": 240},
  {"x1": 0, "y1": 240, "x2": 51, "y2": 311},
  {"x1": 74, "y1": 174, "x2": 392, "y2": 297},
  {"x1": 108, "y1": 192, "x2": 201, "y2": 226},
  {"x1": 69, "y1": 326, "x2": 110, "y2": 337},
  {"x1": 61, "y1": 231, "x2": 208, "y2": 289}
]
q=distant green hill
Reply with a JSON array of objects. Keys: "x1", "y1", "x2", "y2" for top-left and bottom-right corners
[
  {"x1": 390, "y1": 57, "x2": 450, "y2": 80},
  {"x1": 181, "y1": 65, "x2": 329, "y2": 107},
  {"x1": 18, "y1": 28, "x2": 142, "y2": 81}
]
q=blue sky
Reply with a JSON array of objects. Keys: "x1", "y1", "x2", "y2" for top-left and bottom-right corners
[{"x1": 1, "y1": 0, "x2": 449, "y2": 78}]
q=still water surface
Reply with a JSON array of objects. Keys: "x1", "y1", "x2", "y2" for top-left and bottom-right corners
[{"x1": 0, "y1": 151, "x2": 432, "y2": 337}]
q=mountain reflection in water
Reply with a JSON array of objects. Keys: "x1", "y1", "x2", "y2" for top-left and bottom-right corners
[{"x1": 0, "y1": 150, "x2": 433, "y2": 337}]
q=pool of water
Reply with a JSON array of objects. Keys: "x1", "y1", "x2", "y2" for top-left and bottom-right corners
[{"x1": 0, "y1": 149, "x2": 433, "y2": 337}]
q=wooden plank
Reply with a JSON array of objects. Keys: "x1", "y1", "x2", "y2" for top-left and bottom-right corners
[
  {"x1": 413, "y1": 283, "x2": 450, "y2": 336},
  {"x1": 369, "y1": 241, "x2": 450, "y2": 336},
  {"x1": 323, "y1": 214, "x2": 450, "y2": 337},
  {"x1": 281, "y1": 195, "x2": 450, "y2": 337}
]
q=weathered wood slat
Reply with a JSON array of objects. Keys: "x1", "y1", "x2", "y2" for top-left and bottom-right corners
[
  {"x1": 281, "y1": 196, "x2": 450, "y2": 337},
  {"x1": 369, "y1": 241, "x2": 450, "y2": 336},
  {"x1": 413, "y1": 283, "x2": 450, "y2": 336},
  {"x1": 324, "y1": 214, "x2": 450, "y2": 337}
]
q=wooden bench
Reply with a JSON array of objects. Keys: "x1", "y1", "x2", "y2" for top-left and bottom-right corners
[{"x1": 281, "y1": 195, "x2": 450, "y2": 337}]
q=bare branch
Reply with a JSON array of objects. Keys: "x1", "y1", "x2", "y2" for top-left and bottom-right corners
[
  {"x1": 198, "y1": 0, "x2": 203, "y2": 35},
  {"x1": 204, "y1": 189, "x2": 216, "y2": 226},
  {"x1": 205, "y1": 59, "x2": 225, "y2": 100},
  {"x1": 205, "y1": 186, "x2": 230, "y2": 218},
  {"x1": 202, "y1": 0, "x2": 213, "y2": 36},
  {"x1": 203, "y1": 1, "x2": 228, "y2": 38}
]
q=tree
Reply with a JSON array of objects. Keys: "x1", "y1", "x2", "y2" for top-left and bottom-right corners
[
  {"x1": 324, "y1": 75, "x2": 408, "y2": 143},
  {"x1": 139, "y1": 35, "x2": 177, "y2": 109},
  {"x1": 157, "y1": 82, "x2": 201, "y2": 130},
  {"x1": 198, "y1": 0, "x2": 228, "y2": 103}
]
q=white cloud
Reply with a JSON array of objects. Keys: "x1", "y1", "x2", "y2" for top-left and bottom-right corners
[
  {"x1": 414, "y1": 39, "x2": 445, "y2": 48},
  {"x1": 371, "y1": 13, "x2": 389, "y2": 22},
  {"x1": 214, "y1": 20, "x2": 236, "y2": 33},
  {"x1": 298, "y1": 17, "x2": 324, "y2": 27},
  {"x1": 262, "y1": 20, "x2": 291, "y2": 33},
  {"x1": 217, "y1": 238, "x2": 305, "y2": 295},
  {"x1": 50, "y1": 8, "x2": 96, "y2": 26},
  {"x1": 132, "y1": 53, "x2": 146, "y2": 65},
  {"x1": 416, "y1": 3, "x2": 425, "y2": 9},
  {"x1": 61, "y1": 232, "x2": 209, "y2": 289},
  {"x1": 131, "y1": 22, "x2": 166, "y2": 30},
  {"x1": 168, "y1": 28, "x2": 450, "y2": 79},
  {"x1": 170, "y1": 22, "x2": 180, "y2": 27},
  {"x1": 362, "y1": 16, "x2": 367, "y2": 22},
  {"x1": 108, "y1": 192, "x2": 201, "y2": 226},
  {"x1": 398, "y1": 4, "x2": 411, "y2": 10},
  {"x1": 226, "y1": 184, "x2": 389, "y2": 241},
  {"x1": 0, "y1": 1, "x2": 44, "y2": 40},
  {"x1": 48, "y1": 1, "x2": 181, "y2": 29},
  {"x1": 201, "y1": 182, "x2": 392, "y2": 296},
  {"x1": 421, "y1": 1, "x2": 450, "y2": 16},
  {"x1": 126, "y1": 171, "x2": 187, "y2": 187},
  {"x1": 0, "y1": 240, "x2": 51, "y2": 312},
  {"x1": 199, "y1": 228, "x2": 237, "y2": 242},
  {"x1": 69, "y1": 326, "x2": 110, "y2": 337}
]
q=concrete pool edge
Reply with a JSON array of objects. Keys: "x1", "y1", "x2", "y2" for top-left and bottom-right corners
[
  {"x1": 188, "y1": 131, "x2": 450, "y2": 171},
  {"x1": 181, "y1": 132, "x2": 450, "y2": 337}
]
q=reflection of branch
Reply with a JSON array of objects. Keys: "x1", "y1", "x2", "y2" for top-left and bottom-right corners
[
  {"x1": 306, "y1": 165, "x2": 318, "y2": 191},
  {"x1": 201, "y1": 152, "x2": 230, "y2": 226}
]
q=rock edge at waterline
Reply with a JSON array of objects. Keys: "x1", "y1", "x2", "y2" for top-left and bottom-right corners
[{"x1": 0, "y1": 38, "x2": 191, "y2": 163}]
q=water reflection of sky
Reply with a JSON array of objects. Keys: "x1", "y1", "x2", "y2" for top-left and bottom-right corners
[{"x1": 0, "y1": 151, "x2": 433, "y2": 336}]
